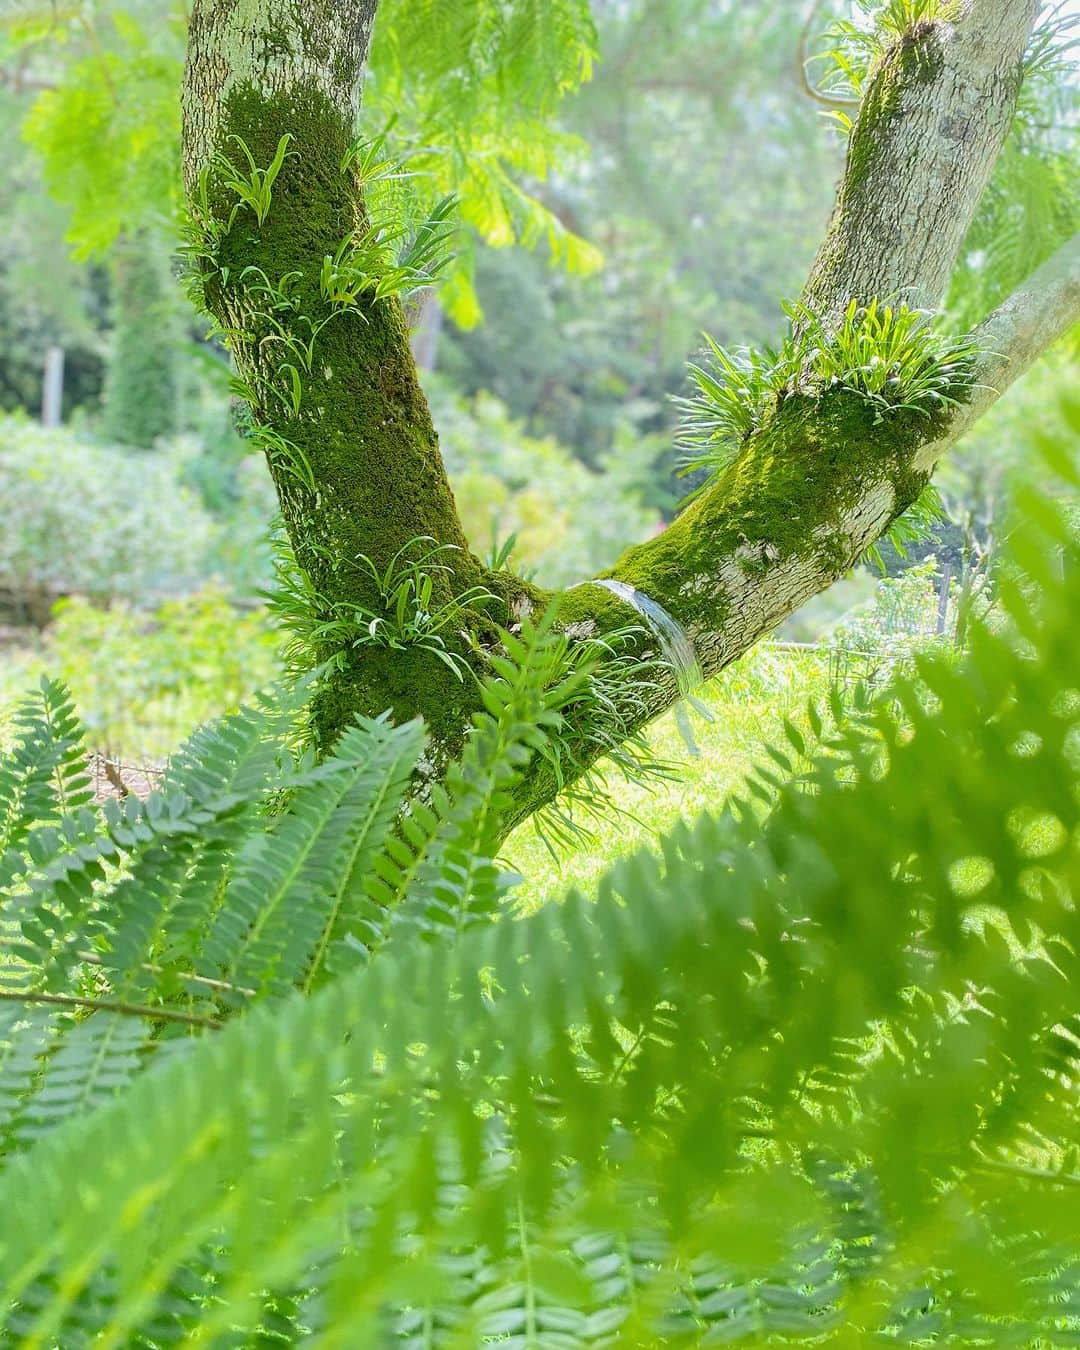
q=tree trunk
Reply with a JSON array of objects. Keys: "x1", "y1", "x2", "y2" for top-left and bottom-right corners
[
  {"x1": 183, "y1": 0, "x2": 533, "y2": 768},
  {"x1": 182, "y1": 0, "x2": 1080, "y2": 827}
]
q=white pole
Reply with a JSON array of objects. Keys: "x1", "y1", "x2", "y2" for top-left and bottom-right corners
[{"x1": 41, "y1": 345, "x2": 64, "y2": 428}]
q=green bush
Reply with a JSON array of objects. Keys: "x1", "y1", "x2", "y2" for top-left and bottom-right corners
[
  {"x1": 0, "y1": 430, "x2": 1075, "y2": 1343},
  {"x1": 827, "y1": 556, "x2": 958, "y2": 695},
  {"x1": 0, "y1": 587, "x2": 279, "y2": 761},
  {"x1": 0, "y1": 417, "x2": 215, "y2": 616},
  {"x1": 44, "y1": 586, "x2": 280, "y2": 758}
]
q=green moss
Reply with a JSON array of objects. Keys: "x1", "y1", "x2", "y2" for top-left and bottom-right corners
[
  {"x1": 204, "y1": 79, "x2": 496, "y2": 751},
  {"x1": 586, "y1": 389, "x2": 938, "y2": 636},
  {"x1": 846, "y1": 23, "x2": 945, "y2": 197}
]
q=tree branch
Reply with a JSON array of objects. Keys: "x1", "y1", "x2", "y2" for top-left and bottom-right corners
[
  {"x1": 506, "y1": 0, "x2": 1069, "y2": 826},
  {"x1": 796, "y1": 0, "x2": 860, "y2": 113},
  {"x1": 914, "y1": 231, "x2": 1080, "y2": 469},
  {"x1": 802, "y1": 0, "x2": 1040, "y2": 319},
  {"x1": 180, "y1": 0, "x2": 1074, "y2": 833}
]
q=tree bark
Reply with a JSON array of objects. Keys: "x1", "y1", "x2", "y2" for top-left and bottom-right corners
[
  {"x1": 181, "y1": 0, "x2": 1080, "y2": 826},
  {"x1": 801, "y1": 0, "x2": 1039, "y2": 319},
  {"x1": 183, "y1": 0, "x2": 522, "y2": 767}
]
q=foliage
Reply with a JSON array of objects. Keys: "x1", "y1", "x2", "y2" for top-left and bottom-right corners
[
  {"x1": 100, "y1": 230, "x2": 180, "y2": 448},
  {"x1": 0, "y1": 423, "x2": 1075, "y2": 1341},
  {"x1": 8, "y1": 0, "x2": 601, "y2": 327},
  {"x1": 321, "y1": 141, "x2": 459, "y2": 309},
  {"x1": 214, "y1": 132, "x2": 294, "y2": 228},
  {"x1": 44, "y1": 586, "x2": 279, "y2": 759},
  {"x1": 364, "y1": 0, "x2": 603, "y2": 324},
  {"x1": 679, "y1": 298, "x2": 981, "y2": 475},
  {"x1": 800, "y1": 298, "x2": 982, "y2": 416},
  {"x1": 828, "y1": 555, "x2": 955, "y2": 690},
  {"x1": 18, "y1": 5, "x2": 183, "y2": 259},
  {"x1": 428, "y1": 378, "x2": 661, "y2": 589},
  {"x1": 948, "y1": 2, "x2": 1080, "y2": 331},
  {"x1": 264, "y1": 536, "x2": 498, "y2": 683},
  {"x1": 0, "y1": 84, "x2": 107, "y2": 419},
  {"x1": 0, "y1": 416, "x2": 214, "y2": 617}
]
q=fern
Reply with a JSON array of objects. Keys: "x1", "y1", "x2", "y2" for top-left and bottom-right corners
[
  {"x1": 0, "y1": 424, "x2": 1076, "y2": 1342},
  {"x1": 391, "y1": 621, "x2": 571, "y2": 944},
  {"x1": 0, "y1": 678, "x2": 91, "y2": 883}
]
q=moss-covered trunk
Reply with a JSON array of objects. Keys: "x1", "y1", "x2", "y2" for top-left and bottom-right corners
[{"x1": 183, "y1": 0, "x2": 505, "y2": 763}]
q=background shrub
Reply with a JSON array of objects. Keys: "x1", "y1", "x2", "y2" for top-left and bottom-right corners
[{"x1": 0, "y1": 417, "x2": 215, "y2": 616}]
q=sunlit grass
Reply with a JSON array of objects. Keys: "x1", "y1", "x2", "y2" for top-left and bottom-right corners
[{"x1": 507, "y1": 646, "x2": 831, "y2": 911}]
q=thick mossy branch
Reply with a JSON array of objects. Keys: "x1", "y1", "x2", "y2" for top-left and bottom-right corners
[{"x1": 601, "y1": 390, "x2": 934, "y2": 632}]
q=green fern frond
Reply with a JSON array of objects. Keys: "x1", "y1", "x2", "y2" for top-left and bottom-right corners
[
  {"x1": 0, "y1": 420, "x2": 1076, "y2": 1343},
  {"x1": 392, "y1": 620, "x2": 570, "y2": 944}
]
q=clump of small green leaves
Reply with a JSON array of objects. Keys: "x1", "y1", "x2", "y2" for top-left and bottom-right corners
[
  {"x1": 795, "y1": 297, "x2": 982, "y2": 421},
  {"x1": 214, "y1": 133, "x2": 294, "y2": 227},
  {"x1": 319, "y1": 194, "x2": 459, "y2": 311},
  {"x1": 265, "y1": 536, "x2": 497, "y2": 682},
  {"x1": 246, "y1": 426, "x2": 315, "y2": 494},
  {"x1": 178, "y1": 137, "x2": 294, "y2": 309},
  {"x1": 677, "y1": 333, "x2": 801, "y2": 475},
  {"x1": 679, "y1": 298, "x2": 982, "y2": 476},
  {"x1": 813, "y1": 0, "x2": 956, "y2": 108},
  {"x1": 533, "y1": 625, "x2": 680, "y2": 854}
]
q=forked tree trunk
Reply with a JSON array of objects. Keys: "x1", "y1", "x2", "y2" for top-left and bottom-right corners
[{"x1": 182, "y1": 0, "x2": 1079, "y2": 824}]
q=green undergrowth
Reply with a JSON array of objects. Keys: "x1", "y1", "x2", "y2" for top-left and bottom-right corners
[
  {"x1": 507, "y1": 644, "x2": 832, "y2": 911},
  {"x1": 0, "y1": 588, "x2": 279, "y2": 761}
]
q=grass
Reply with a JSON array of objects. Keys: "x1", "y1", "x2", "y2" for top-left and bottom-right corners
[{"x1": 506, "y1": 645, "x2": 831, "y2": 911}]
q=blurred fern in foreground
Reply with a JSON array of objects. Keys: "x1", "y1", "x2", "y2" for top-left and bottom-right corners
[{"x1": 0, "y1": 417, "x2": 1077, "y2": 1343}]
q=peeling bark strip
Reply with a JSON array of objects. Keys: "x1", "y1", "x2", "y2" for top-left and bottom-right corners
[{"x1": 181, "y1": 1, "x2": 1080, "y2": 828}]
